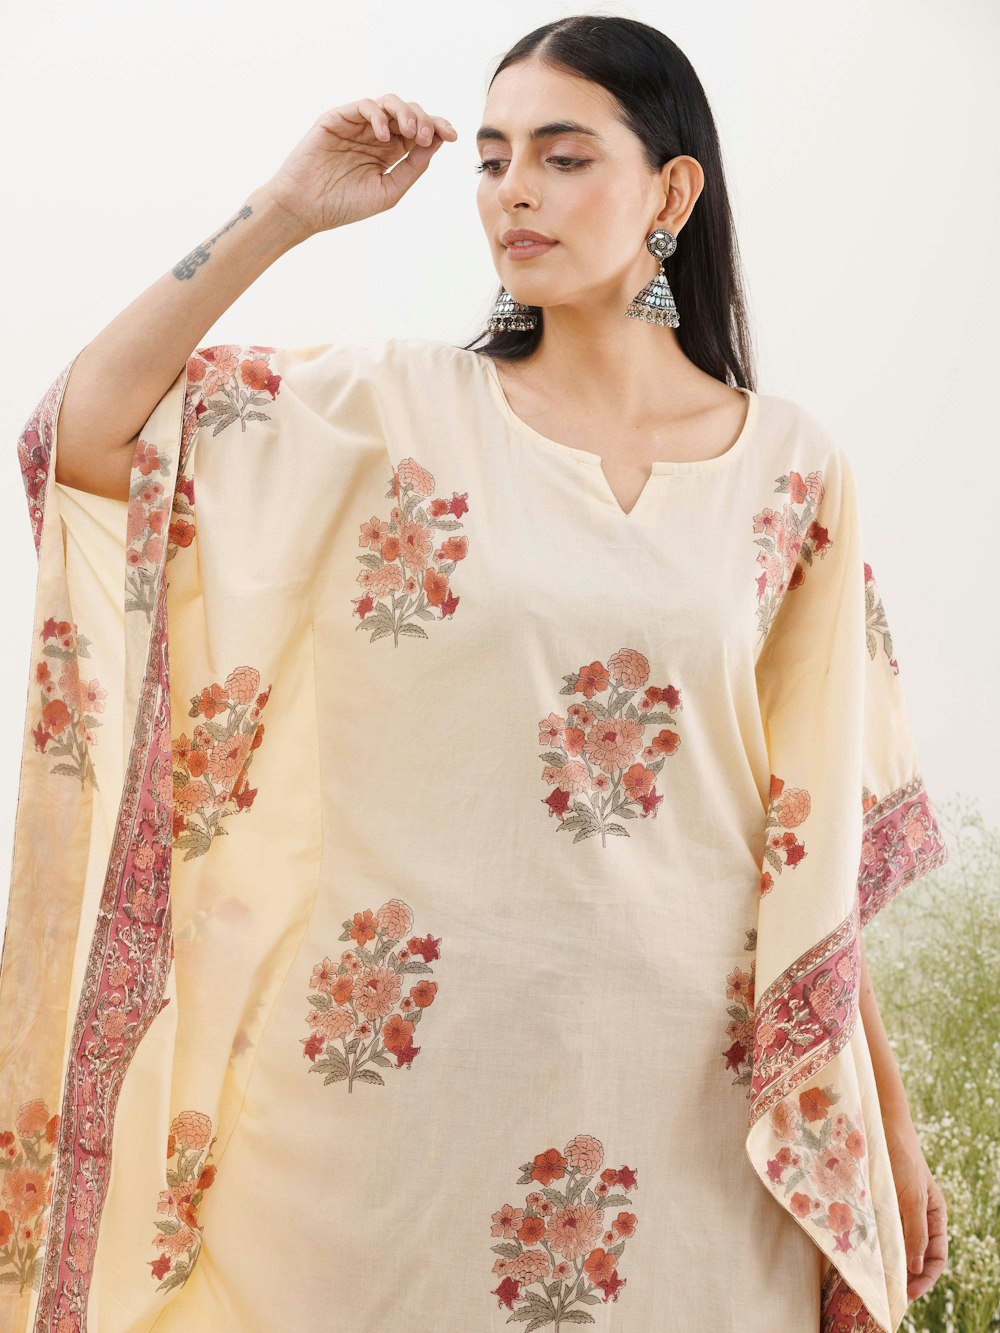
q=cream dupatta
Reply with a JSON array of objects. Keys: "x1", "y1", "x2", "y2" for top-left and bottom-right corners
[{"x1": 3, "y1": 349, "x2": 196, "y2": 1329}]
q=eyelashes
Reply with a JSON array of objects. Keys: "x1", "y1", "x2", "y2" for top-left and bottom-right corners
[{"x1": 474, "y1": 158, "x2": 590, "y2": 175}]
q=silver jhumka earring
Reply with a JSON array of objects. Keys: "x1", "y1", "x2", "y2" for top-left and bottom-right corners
[
  {"x1": 487, "y1": 227, "x2": 680, "y2": 332},
  {"x1": 486, "y1": 286, "x2": 539, "y2": 332},
  {"x1": 625, "y1": 228, "x2": 680, "y2": 328}
]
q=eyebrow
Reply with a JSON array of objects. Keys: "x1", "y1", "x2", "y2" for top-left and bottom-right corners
[{"x1": 475, "y1": 120, "x2": 606, "y2": 147}]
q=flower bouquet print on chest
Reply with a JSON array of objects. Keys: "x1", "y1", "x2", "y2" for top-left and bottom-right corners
[
  {"x1": 301, "y1": 898, "x2": 441, "y2": 1092},
  {"x1": 352, "y1": 456, "x2": 470, "y2": 645},
  {"x1": 490, "y1": 1134, "x2": 639, "y2": 1328},
  {"x1": 538, "y1": 648, "x2": 682, "y2": 846}
]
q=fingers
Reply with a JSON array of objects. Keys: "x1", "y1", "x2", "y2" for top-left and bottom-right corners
[
  {"x1": 364, "y1": 94, "x2": 457, "y2": 146},
  {"x1": 905, "y1": 1174, "x2": 949, "y2": 1301},
  {"x1": 378, "y1": 132, "x2": 441, "y2": 207},
  {"x1": 895, "y1": 1163, "x2": 929, "y2": 1275},
  {"x1": 904, "y1": 1198, "x2": 929, "y2": 1274}
]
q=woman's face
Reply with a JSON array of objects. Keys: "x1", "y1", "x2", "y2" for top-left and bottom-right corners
[{"x1": 475, "y1": 58, "x2": 698, "y2": 317}]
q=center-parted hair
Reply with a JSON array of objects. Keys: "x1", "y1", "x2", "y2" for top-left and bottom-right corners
[{"x1": 462, "y1": 14, "x2": 757, "y2": 391}]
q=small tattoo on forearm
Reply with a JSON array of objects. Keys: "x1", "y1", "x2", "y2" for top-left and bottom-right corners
[{"x1": 172, "y1": 203, "x2": 253, "y2": 280}]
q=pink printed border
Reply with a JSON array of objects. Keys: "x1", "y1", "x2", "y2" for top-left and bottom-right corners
[
  {"x1": 17, "y1": 363, "x2": 72, "y2": 556},
  {"x1": 858, "y1": 776, "x2": 949, "y2": 928},
  {"x1": 29, "y1": 374, "x2": 199, "y2": 1331},
  {"x1": 747, "y1": 773, "x2": 948, "y2": 1332},
  {"x1": 821, "y1": 1262, "x2": 886, "y2": 1331},
  {"x1": 748, "y1": 912, "x2": 859, "y2": 1126},
  {"x1": 35, "y1": 587, "x2": 174, "y2": 1327},
  {"x1": 748, "y1": 773, "x2": 947, "y2": 1129}
]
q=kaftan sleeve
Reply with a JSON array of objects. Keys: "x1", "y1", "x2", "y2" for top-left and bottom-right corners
[
  {"x1": 753, "y1": 440, "x2": 949, "y2": 965},
  {"x1": 3, "y1": 335, "x2": 398, "y2": 1327},
  {"x1": 854, "y1": 559, "x2": 950, "y2": 927},
  {"x1": 0, "y1": 350, "x2": 186, "y2": 1324}
]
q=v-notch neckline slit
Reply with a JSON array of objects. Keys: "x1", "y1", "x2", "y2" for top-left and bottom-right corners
[{"x1": 480, "y1": 352, "x2": 758, "y2": 519}]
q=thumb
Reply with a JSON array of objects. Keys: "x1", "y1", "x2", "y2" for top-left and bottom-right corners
[{"x1": 380, "y1": 138, "x2": 443, "y2": 207}]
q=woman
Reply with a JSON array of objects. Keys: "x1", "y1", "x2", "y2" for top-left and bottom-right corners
[{"x1": 4, "y1": 15, "x2": 948, "y2": 1331}]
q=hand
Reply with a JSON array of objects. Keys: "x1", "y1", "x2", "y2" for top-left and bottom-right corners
[
  {"x1": 260, "y1": 93, "x2": 458, "y2": 242},
  {"x1": 884, "y1": 1115, "x2": 948, "y2": 1303}
]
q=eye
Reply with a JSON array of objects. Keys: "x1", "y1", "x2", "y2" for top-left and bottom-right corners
[{"x1": 473, "y1": 157, "x2": 590, "y2": 175}]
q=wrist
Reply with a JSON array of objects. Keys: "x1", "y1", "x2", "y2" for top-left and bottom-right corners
[
  {"x1": 245, "y1": 184, "x2": 313, "y2": 255},
  {"x1": 881, "y1": 1095, "x2": 916, "y2": 1137}
]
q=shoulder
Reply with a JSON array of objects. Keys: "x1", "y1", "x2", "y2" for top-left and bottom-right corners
[
  {"x1": 337, "y1": 338, "x2": 493, "y2": 406},
  {"x1": 381, "y1": 337, "x2": 488, "y2": 379},
  {"x1": 750, "y1": 388, "x2": 853, "y2": 482},
  {"x1": 274, "y1": 336, "x2": 486, "y2": 390},
  {"x1": 182, "y1": 338, "x2": 489, "y2": 434}
]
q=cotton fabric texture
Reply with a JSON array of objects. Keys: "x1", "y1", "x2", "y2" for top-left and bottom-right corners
[{"x1": 2, "y1": 337, "x2": 949, "y2": 1332}]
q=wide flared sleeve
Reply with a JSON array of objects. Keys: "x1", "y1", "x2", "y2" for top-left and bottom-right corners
[
  {"x1": 855, "y1": 562, "x2": 949, "y2": 927},
  {"x1": 2, "y1": 350, "x2": 186, "y2": 1327},
  {"x1": 1, "y1": 339, "x2": 391, "y2": 1330},
  {"x1": 747, "y1": 440, "x2": 948, "y2": 1333}
]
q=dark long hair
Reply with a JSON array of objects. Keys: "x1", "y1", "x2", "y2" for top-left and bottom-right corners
[{"x1": 460, "y1": 15, "x2": 757, "y2": 390}]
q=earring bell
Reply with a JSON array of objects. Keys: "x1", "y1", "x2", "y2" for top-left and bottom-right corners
[
  {"x1": 486, "y1": 286, "x2": 539, "y2": 332},
  {"x1": 625, "y1": 229, "x2": 680, "y2": 328}
]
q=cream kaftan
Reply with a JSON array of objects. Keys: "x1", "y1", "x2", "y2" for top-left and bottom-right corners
[{"x1": 1, "y1": 337, "x2": 949, "y2": 1332}]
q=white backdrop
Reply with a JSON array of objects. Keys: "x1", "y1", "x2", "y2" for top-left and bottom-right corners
[{"x1": 3, "y1": 0, "x2": 996, "y2": 920}]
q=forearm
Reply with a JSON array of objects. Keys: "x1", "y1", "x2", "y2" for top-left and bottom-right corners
[
  {"x1": 55, "y1": 184, "x2": 306, "y2": 486},
  {"x1": 858, "y1": 935, "x2": 914, "y2": 1129}
]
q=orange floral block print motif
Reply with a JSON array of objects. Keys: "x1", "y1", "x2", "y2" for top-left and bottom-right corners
[
  {"x1": 760, "y1": 773, "x2": 811, "y2": 896},
  {"x1": 763, "y1": 1084, "x2": 879, "y2": 1264},
  {"x1": 863, "y1": 561, "x2": 896, "y2": 672},
  {"x1": 0, "y1": 1100, "x2": 59, "y2": 1296},
  {"x1": 301, "y1": 898, "x2": 440, "y2": 1091},
  {"x1": 490, "y1": 1134, "x2": 639, "y2": 1328},
  {"x1": 163, "y1": 345, "x2": 285, "y2": 562},
  {"x1": 126, "y1": 443, "x2": 177, "y2": 619},
  {"x1": 172, "y1": 668, "x2": 272, "y2": 861},
  {"x1": 539, "y1": 648, "x2": 682, "y2": 845},
  {"x1": 165, "y1": 473, "x2": 196, "y2": 564},
  {"x1": 721, "y1": 926, "x2": 757, "y2": 1094},
  {"x1": 353, "y1": 456, "x2": 470, "y2": 644},
  {"x1": 149, "y1": 1110, "x2": 218, "y2": 1293},
  {"x1": 185, "y1": 344, "x2": 283, "y2": 438},
  {"x1": 31, "y1": 618, "x2": 105, "y2": 787},
  {"x1": 753, "y1": 467, "x2": 831, "y2": 641}
]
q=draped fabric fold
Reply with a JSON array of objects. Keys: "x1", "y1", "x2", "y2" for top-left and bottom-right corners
[
  {"x1": 4, "y1": 354, "x2": 185, "y2": 1328},
  {"x1": 747, "y1": 448, "x2": 949, "y2": 1332},
  {"x1": 4, "y1": 341, "x2": 369, "y2": 1331}
]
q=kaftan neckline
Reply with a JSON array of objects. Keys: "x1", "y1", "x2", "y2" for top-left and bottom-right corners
[{"x1": 479, "y1": 351, "x2": 759, "y2": 520}]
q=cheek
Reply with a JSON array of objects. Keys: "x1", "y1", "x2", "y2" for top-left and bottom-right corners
[
  {"x1": 476, "y1": 181, "x2": 498, "y2": 220},
  {"x1": 563, "y1": 192, "x2": 629, "y2": 259},
  {"x1": 560, "y1": 179, "x2": 618, "y2": 231}
]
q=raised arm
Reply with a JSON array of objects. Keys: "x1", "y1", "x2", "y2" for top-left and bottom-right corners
[
  {"x1": 52, "y1": 94, "x2": 457, "y2": 501},
  {"x1": 54, "y1": 191, "x2": 304, "y2": 500}
]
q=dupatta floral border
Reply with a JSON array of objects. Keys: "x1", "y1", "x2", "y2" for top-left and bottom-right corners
[
  {"x1": 14, "y1": 358, "x2": 192, "y2": 1331},
  {"x1": 746, "y1": 776, "x2": 948, "y2": 1332}
]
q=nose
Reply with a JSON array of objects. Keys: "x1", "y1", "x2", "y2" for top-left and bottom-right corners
[{"x1": 495, "y1": 157, "x2": 541, "y2": 211}]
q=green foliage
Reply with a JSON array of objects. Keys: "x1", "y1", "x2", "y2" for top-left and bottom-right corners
[{"x1": 866, "y1": 795, "x2": 1000, "y2": 1331}]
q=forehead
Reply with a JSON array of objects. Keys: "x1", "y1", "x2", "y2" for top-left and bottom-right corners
[{"x1": 477, "y1": 61, "x2": 618, "y2": 142}]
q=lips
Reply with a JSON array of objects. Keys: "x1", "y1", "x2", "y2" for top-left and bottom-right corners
[{"x1": 502, "y1": 229, "x2": 556, "y2": 246}]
